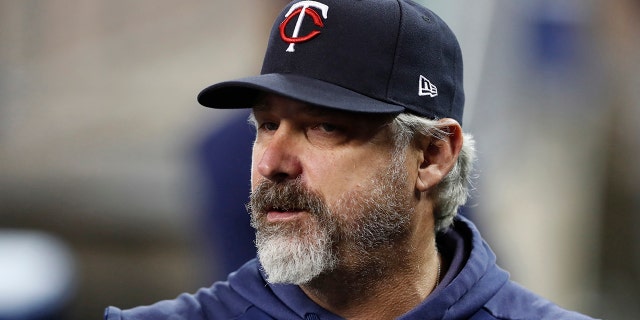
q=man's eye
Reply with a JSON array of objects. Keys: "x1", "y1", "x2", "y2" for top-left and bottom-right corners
[
  {"x1": 261, "y1": 122, "x2": 278, "y2": 131},
  {"x1": 315, "y1": 123, "x2": 338, "y2": 133}
]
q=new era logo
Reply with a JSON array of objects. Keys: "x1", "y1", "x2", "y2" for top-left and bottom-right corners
[{"x1": 419, "y1": 75, "x2": 438, "y2": 97}]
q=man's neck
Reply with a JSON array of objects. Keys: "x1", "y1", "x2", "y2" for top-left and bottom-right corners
[{"x1": 300, "y1": 243, "x2": 441, "y2": 320}]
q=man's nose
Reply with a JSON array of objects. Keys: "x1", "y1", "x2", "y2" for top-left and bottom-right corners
[{"x1": 256, "y1": 130, "x2": 303, "y2": 182}]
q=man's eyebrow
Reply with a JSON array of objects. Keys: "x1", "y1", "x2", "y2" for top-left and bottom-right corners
[{"x1": 302, "y1": 105, "x2": 333, "y2": 117}]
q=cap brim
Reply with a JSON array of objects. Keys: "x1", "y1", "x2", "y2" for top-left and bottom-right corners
[{"x1": 197, "y1": 73, "x2": 405, "y2": 114}]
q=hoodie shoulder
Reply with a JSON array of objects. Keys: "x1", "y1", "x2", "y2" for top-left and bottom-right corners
[
  {"x1": 104, "y1": 259, "x2": 278, "y2": 320},
  {"x1": 417, "y1": 217, "x2": 596, "y2": 320},
  {"x1": 481, "y1": 281, "x2": 597, "y2": 320}
]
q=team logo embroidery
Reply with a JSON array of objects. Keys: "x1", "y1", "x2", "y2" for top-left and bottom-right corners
[
  {"x1": 279, "y1": 1, "x2": 329, "y2": 52},
  {"x1": 419, "y1": 75, "x2": 438, "y2": 97}
]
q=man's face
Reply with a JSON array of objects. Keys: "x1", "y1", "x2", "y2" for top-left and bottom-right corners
[{"x1": 248, "y1": 94, "x2": 417, "y2": 284}]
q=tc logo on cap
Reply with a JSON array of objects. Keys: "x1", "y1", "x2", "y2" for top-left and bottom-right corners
[{"x1": 279, "y1": 1, "x2": 329, "y2": 52}]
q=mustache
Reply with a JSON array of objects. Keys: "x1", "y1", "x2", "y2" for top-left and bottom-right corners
[{"x1": 247, "y1": 178, "x2": 328, "y2": 217}]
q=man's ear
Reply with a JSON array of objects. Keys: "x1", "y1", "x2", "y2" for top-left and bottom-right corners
[{"x1": 415, "y1": 118, "x2": 464, "y2": 192}]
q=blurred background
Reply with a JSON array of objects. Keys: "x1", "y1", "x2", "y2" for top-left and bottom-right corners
[{"x1": 0, "y1": 0, "x2": 638, "y2": 319}]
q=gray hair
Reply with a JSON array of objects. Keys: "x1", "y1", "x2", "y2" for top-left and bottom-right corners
[{"x1": 390, "y1": 113, "x2": 476, "y2": 233}]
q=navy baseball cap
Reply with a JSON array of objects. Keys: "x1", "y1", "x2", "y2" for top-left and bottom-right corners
[{"x1": 198, "y1": 0, "x2": 464, "y2": 124}]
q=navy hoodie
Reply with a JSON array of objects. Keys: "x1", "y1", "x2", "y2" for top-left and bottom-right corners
[{"x1": 104, "y1": 217, "x2": 595, "y2": 319}]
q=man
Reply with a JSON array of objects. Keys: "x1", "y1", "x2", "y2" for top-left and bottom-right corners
[{"x1": 105, "y1": 0, "x2": 595, "y2": 319}]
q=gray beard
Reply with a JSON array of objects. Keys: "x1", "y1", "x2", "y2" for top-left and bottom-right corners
[
  {"x1": 249, "y1": 152, "x2": 411, "y2": 285},
  {"x1": 250, "y1": 177, "x2": 338, "y2": 285},
  {"x1": 254, "y1": 214, "x2": 337, "y2": 284}
]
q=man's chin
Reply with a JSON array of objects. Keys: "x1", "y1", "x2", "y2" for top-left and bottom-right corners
[{"x1": 257, "y1": 236, "x2": 336, "y2": 285}]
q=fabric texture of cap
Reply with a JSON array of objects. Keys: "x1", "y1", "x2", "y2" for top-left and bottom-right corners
[{"x1": 198, "y1": 0, "x2": 464, "y2": 124}]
